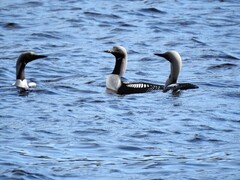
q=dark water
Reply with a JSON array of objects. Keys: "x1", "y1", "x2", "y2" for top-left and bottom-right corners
[{"x1": 1, "y1": 0, "x2": 240, "y2": 179}]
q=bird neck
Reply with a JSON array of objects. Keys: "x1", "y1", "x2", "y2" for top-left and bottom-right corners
[
  {"x1": 112, "y1": 56, "x2": 127, "y2": 77},
  {"x1": 165, "y1": 58, "x2": 182, "y2": 88},
  {"x1": 16, "y1": 62, "x2": 26, "y2": 80}
]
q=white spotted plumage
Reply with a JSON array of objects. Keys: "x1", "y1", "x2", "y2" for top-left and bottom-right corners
[
  {"x1": 105, "y1": 46, "x2": 169, "y2": 94},
  {"x1": 127, "y1": 83, "x2": 148, "y2": 89}
]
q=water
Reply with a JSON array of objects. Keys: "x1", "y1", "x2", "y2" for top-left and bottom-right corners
[{"x1": 0, "y1": 0, "x2": 240, "y2": 179}]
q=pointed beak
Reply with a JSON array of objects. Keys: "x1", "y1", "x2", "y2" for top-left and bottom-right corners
[
  {"x1": 32, "y1": 54, "x2": 47, "y2": 60},
  {"x1": 154, "y1": 53, "x2": 169, "y2": 62},
  {"x1": 104, "y1": 49, "x2": 113, "y2": 53},
  {"x1": 154, "y1": 53, "x2": 164, "y2": 57}
]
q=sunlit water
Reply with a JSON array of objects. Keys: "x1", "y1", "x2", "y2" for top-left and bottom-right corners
[{"x1": 0, "y1": 0, "x2": 240, "y2": 179}]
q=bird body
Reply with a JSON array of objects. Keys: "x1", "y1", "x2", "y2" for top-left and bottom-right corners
[
  {"x1": 14, "y1": 51, "x2": 47, "y2": 90},
  {"x1": 104, "y1": 46, "x2": 198, "y2": 95},
  {"x1": 104, "y1": 46, "x2": 164, "y2": 94}
]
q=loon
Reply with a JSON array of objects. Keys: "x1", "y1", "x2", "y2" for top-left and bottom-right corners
[
  {"x1": 14, "y1": 51, "x2": 47, "y2": 90},
  {"x1": 154, "y1": 51, "x2": 198, "y2": 92},
  {"x1": 104, "y1": 46, "x2": 164, "y2": 95}
]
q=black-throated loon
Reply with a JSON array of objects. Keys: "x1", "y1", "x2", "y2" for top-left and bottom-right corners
[
  {"x1": 154, "y1": 51, "x2": 198, "y2": 92},
  {"x1": 14, "y1": 51, "x2": 47, "y2": 90},
  {"x1": 104, "y1": 46, "x2": 198, "y2": 95},
  {"x1": 104, "y1": 46, "x2": 164, "y2": 95}
]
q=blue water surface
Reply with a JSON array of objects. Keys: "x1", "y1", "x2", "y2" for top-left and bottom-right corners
[{"x1": 0, "y1": 0, "x2": 240, "y2": 179}]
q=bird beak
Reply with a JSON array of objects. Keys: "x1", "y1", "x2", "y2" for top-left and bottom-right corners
[
  {"x1": 32, "y1": 54, "x2": 47, "y2": 60},
  {"x1": 154, "y1": 53, "x2": 169, "y2": 61},
  {"x1": 104, "y1": 49, "x2": 113, "y2": 53},
  {"x1": 154, "y1": 53, "x2": 164, "y2": 57}
]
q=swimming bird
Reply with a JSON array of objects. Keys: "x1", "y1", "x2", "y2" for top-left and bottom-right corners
[
  {"x1": 154, "y1": 51, "x2": 198, "y2": 92},
  {"x1": 104, "y1": 46, "x2": 164, "y2": 95},
  {"x1": 14, "y1": 51, "x2": 47, "y2": 90}
]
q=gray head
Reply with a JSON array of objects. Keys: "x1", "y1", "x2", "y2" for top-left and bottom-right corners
[
  {"x1": 104, "y1": 46, "x2": 128, "y2": 77},
  {"x1": 104, "y1": 46, "x2": 127, "y2": 59},
  {"x1": 155, "y1": 51, "x2": 182, "y2": 88},
  {"x1": 16, "y1": 51, "x2": 47, "y2": 80}
]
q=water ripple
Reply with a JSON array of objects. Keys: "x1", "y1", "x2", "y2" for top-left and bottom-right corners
[{"x1": 0, "y1": 0, "x2": 239, "y2": 179}]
